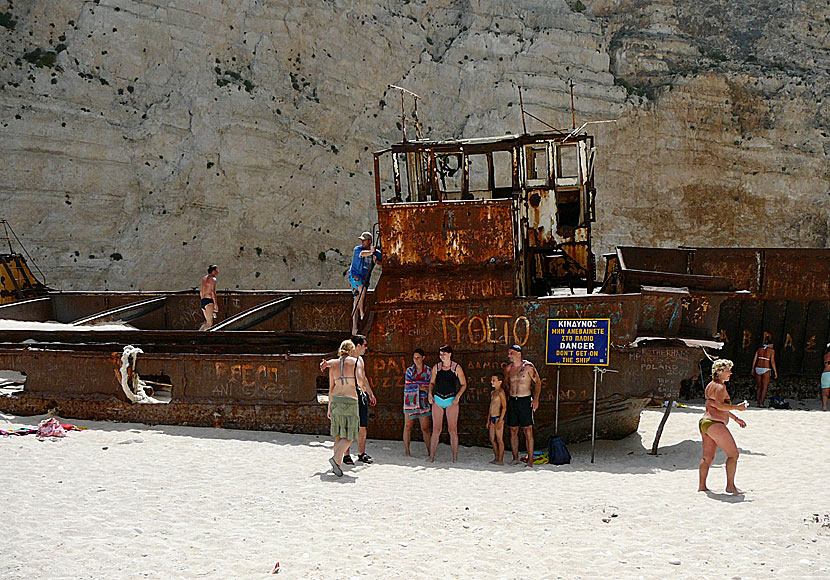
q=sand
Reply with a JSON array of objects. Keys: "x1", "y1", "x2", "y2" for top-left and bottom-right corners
[
  {"x1": 0, "y1": 320, "x2": 137, "y2": 331},
  {"x1": 2, "y1": 401, "x2": 829, "y2": 579}
]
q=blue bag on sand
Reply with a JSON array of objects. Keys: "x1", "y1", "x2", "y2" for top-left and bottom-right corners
[
  {"x1": 768, "y1": 395, "x2": 790, "y2": 410},
  {"x1": 547, "y1": 436, "x2": 571, "y2": 465}
]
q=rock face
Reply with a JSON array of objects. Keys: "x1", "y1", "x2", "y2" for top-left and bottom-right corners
[{"x1": 0, "y1": 0, "x2": 827, "y2": 292}]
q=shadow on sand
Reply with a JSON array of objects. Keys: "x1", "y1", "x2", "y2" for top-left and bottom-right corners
[{"x1": 0, "y1": 409, "x2": 766, "y2": 477}]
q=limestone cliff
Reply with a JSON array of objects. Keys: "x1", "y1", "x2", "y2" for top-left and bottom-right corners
[{"x1": 0, "y1": 0, "x2": 827, "y2": 292}]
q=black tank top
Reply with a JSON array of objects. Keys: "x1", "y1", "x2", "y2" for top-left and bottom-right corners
[{"x1": 434, "y1": 364, "x2": 458, "y2": 398}]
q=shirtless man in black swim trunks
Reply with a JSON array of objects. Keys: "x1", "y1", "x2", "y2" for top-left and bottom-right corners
[
  {"x1": 199, "y1": 265, "x2": 218, "y2": 331},
  {"x1": 504, "y1": 345, "x2": 541, "y2": 467}
]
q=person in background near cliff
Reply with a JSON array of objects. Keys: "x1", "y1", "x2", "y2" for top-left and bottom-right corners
[
  {"x1": 320, "y1": 339, "x2": 362, "y2": 477},
  {"x1": 821, "y1": 345, "x2": 830, "y2": 412},
  {"x1": 343, "y1": 335, "x2": 377, "y2": 465},
  {"x1": 198, "y1": 265, "x2": 218, "y2": 331},
  {"x1": 751, "y1": 339, "x2": 777, "y2": 408},
  {"x1": 698, "y1": 359, "x2": 747, "y2": 494},
  {"x1": 349, "y1": 232, "x2": 382, "y2": 335},
  {"x1": 403, "y1": 348, "x2": 432, "y2": 456},
  {"x1": 504, "y1": 345, "x2": 542, "y2": 467},
  {"x1": 427, "y1": 345, "x2": 467, "y2": 462}
]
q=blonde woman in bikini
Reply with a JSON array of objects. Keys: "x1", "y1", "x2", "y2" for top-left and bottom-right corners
[
  {"x1": 699, "y1": 359, "x2": 747, "y2": 494},
  {"x1": 751, "y1": 340, "x2": 777, "y2": 408},
  {"x1": 319, "y1": 339, "x2": 366, "y2": 477}
]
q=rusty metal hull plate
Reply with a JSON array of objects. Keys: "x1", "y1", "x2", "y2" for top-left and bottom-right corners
[
  {"x1": 716, "y1": 298, "x2": 830, "y2": 376},
  {"x1": 622, "y1": 247, "x2": 830, "y2": 301},
  {"x1": 690, "y1": 249, "x2": 762, "y2": 294},
  {"x1": 378, "y1": 201, "x2": 515, "y2": 269},
  {"x1": 377, "y1": 271, "x2": 514, "y2": 304},
  {"x1": 0, "y1": 291, "x2": 353, "y2": 332}
]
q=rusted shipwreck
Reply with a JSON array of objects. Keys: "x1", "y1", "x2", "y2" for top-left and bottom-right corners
[
  {"x1": 0, "y1": 130, "x2": 735, "y2": 445},
  {"x1": 606, "y1": 246, "x2": 830, "y2": 386}
]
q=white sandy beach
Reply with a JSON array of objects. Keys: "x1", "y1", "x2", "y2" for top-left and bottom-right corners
[{"x1": 2, "y1": 401, "x2": 829, "y2": 579}]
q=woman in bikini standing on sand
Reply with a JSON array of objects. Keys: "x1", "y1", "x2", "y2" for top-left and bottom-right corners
[
  {"x1": 698, "y1": 359, "x2": 748, "y2": 494},
  {"x1": 427, "y1": 345, "x2": 467, "y2": 463},
  {"x1": 320, "y1": 339, "x2": 365, "y2": 477},
  {"x1": 751, "y1": 340, "x2": 777, "y2": 408},
  {"x1": 821, "y1": 346, "x2": 830, "y2": 412}
]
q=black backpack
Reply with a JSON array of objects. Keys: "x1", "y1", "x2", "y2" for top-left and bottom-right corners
[
  {"x1": 768, "y1": 395, "x2": 790, "y2": 409},
  {"x1": 547, "y1": 436, "x2": 571, "y2": 465}
]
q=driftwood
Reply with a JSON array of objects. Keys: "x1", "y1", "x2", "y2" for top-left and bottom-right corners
[{"x1": 649, "y1": 399, "x2": 674, "y2": 455}]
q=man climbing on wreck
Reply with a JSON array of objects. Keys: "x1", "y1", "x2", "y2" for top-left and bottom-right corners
[
  {"x1": 199, "y1": 265, "x2": 219, "y2": 331},
  {"x1": 349, "y1": 231, "x2": 381, "y2": 335}
]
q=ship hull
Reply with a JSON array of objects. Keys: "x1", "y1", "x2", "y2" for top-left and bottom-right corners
[{"x1": 0, "y1": 289, "x2": 710, "y2": 445}]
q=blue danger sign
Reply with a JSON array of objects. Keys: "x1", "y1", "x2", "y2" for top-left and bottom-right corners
[{"x1": 546, "y1": 318, "x2": 610, "y2": 366}]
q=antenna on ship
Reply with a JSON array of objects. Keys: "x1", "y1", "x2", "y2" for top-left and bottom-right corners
[
  {"x1": 516, "y1": 85, "x2": 568, "y2": 134},
  {"x1": 518, "y1": 85, "x2": 528, "y2": 134},
  {"x1": 569, "y1": 79, "x2": 576, "y2": 129},
  {"x1": 387, "y1": 84, "x2": 422, "y2": 142}
]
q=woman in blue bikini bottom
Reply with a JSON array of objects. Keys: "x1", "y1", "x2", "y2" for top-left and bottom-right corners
[
  {"x1": 433, "y1": 394, "x2": 455, "y2": 408},
  {"x1": 428, "y1": 345, "x2": 467, "y2": 462}
]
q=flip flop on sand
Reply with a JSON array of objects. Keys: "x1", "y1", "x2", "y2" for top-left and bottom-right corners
[{"x1": 329, "y1": 457, "x2": 343, "y2": 477}]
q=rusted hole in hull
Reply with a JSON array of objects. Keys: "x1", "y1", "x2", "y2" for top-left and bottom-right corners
[
  {"x1": 316, "y1": 375, "x2": 331, "y2": 404},
  {"x1": 138, "y1": 373, "x2": 172, "y2": 403},
  {"x1": 0, "y1": 370, "x2": 26, "y2": 396}
]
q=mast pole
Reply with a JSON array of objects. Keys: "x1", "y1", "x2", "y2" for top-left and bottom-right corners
[
  {"x1": 518, "y1": 86, "x2": 527, "y2": 135},
  {"x1": 570, "y1": 79, "x2": 576, "y2": 129}
]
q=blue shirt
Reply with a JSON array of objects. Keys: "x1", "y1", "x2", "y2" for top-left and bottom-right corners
[{"x1": 349, "y1": 246, "x2": 382, "y2": 280}]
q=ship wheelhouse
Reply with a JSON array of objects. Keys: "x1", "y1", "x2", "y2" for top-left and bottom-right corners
[{"x1": 373, "y1": 131, "x2": 597, "y2": 301}]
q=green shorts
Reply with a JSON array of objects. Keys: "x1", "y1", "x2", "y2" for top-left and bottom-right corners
[{"x1": 330, "y1": 396, "x2": 360, "y2": 441}]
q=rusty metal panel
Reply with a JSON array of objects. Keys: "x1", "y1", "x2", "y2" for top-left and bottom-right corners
[
  {"x1": 638, "y1": 287, "x2": 684, "y2": 337},
  {"x1": 679, "y1": 293, "x2": 729, "y2": 340},
  {"x1": 376, "y1": 271, "x2": 514, "y2": 304},
  {"x1": 0, "y1": 348, "x2": 124, "y2": 399},
  {"x1": 370, "y1": 302, "x2": 537, "y2": 356},
  {"x1": 52, "y1": 293, "x2": 119, "y2": 323},
  {"x1": 803, "y1": 301, "x2": 830, "y2": 373},
  {"x1": 379, "y1": 200, "x2": 515, "y2": 269},
  {"x1": 138, "y1": 353, "x2": 319, "y2": 404},
  {"x1": 0, "y1": 297, "x2": 53, "y2": 320},
  {"x1": 761, "y1": 300, "x2": 787, "y2": 350},
  {"x1": 288, "y1": 292, "x2": 352, "y2": 332},
  {"x1": 619, "y1": 269, "x2": 733, "y2": 294},
  {"x1": 618, "y1": 247, "x2": 691, "y2": 274},
  {"x1": 735, "y1": 300, "x2": 765, "y2": 372},
  {"x1": 690, "y1": 248, "x2": 761, "y2": 293},
  {"x1": 716, "y1": 298, "x2": 742, "y2": 362},
  {"x1": 762, "y1": 249, "x2": 830, "y2": 301},
  {"x1": 209, "y1": 297, "x2": 293, "y2": 331},
  {"x1": 72, "y1": 297, "x2": 168, "y2": 326},
  {"x1": 779, "y1": 302, "x2": 808, "y2": 374},
  {"x1": 0, "y1": 348, "x2": 322, "y2": 405}
]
